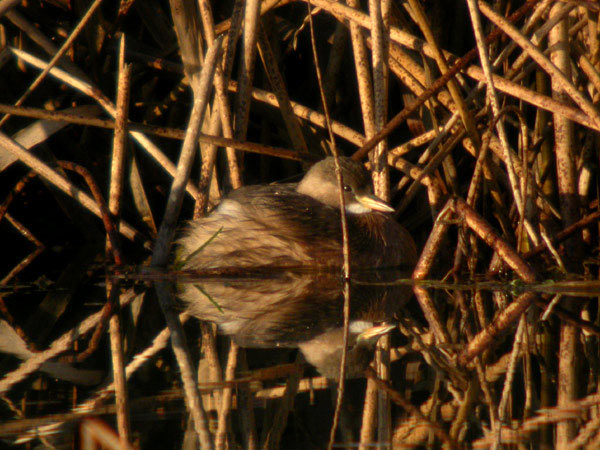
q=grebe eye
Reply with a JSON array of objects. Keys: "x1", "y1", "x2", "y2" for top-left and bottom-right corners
[{"x1": 343, "y1": 184, "x2": 352, "y2": 192}]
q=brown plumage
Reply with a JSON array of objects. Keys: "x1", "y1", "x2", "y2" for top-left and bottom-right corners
[{"x1": 176, "y1": 157, "x2": 417, "y2": 270}]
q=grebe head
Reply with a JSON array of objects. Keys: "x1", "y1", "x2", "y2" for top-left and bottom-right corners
[{"x1": 296, "y1": 157, "x2": 394, "y2": 214}]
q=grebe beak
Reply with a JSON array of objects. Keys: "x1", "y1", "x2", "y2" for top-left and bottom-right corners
[
  {"x1": 357, "y1": 323, "x2": 396, "y2": 343},
  {"x1": 355, "y1": 194, "x2": 395, "y2": 213}
]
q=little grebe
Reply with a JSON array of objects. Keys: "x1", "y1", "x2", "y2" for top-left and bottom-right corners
[{"x1": 175, "y1": 156, "x2": 417, "y2": 271}]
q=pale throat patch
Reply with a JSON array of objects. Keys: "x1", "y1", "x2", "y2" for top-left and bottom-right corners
[
  {"x1": 349, "y1": 320, "x2": 375, "y2": 334},
  {"x1": 345, "y1": 202, "x2": 372, "y2": 214}
]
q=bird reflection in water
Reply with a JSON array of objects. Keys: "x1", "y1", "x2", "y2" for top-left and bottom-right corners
[{"x1": 174, "y1": 269, "x2": 413, "y2": 379}]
